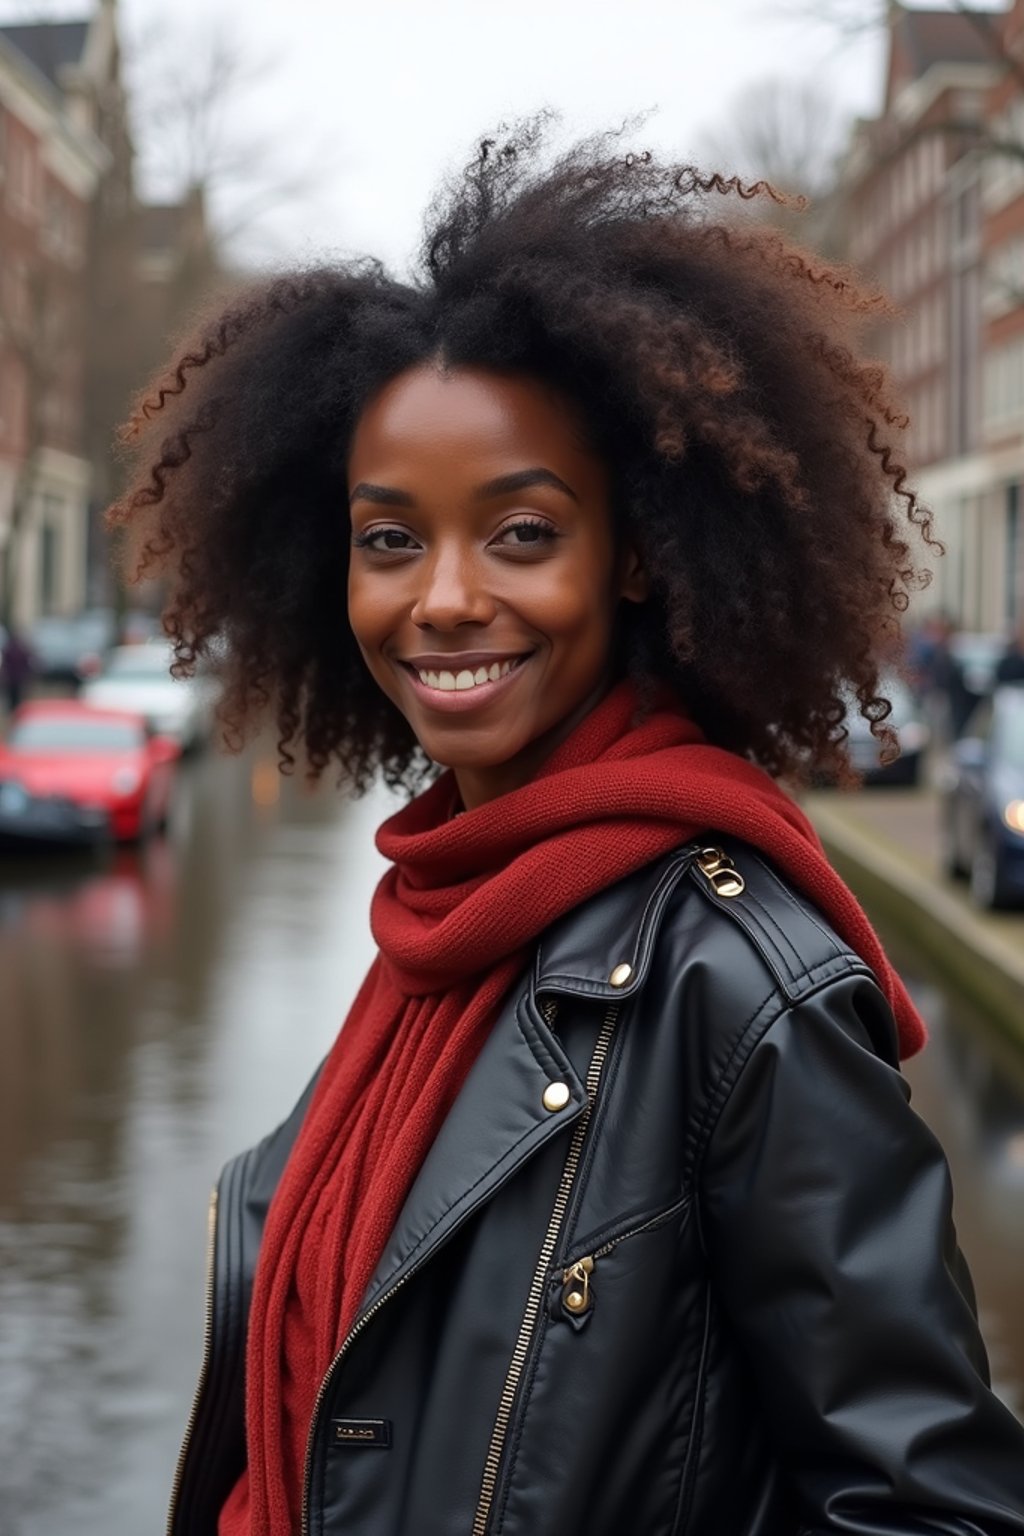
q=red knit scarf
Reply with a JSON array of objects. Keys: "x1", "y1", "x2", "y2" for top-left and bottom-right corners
[{"x1": 221, "y1": 683, "x2": 925, "y2": 1534}]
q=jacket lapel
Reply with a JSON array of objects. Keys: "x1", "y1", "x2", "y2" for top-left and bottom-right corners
[{"x1": 358, "y1": 981, "x2": 587, "y2": 1314}]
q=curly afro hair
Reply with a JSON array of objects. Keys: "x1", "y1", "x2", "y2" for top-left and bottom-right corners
[{"x1": 108, "y1": 120, "x2": 936, "y2": 792}]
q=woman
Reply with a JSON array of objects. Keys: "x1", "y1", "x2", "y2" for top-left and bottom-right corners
[{"x1": 110, "y1": 129, "x2": 1024, "y2": 1535}]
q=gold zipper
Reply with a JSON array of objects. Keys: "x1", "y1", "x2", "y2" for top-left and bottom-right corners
[
  {"x1": 694, "y1": 846, "x2": 745, "y2": 899},
  {"x1": 166, "y1": 1186, "x2": 219, "y2": 1536},
  {"x1": 561, "y1": 1255, "x2": 595, "y2": 1315},
  {"x1": 559, "y1": 1194, "x2": 691, "y2": 1321},
  {"x1": 470, "y1": 998, "x2": 620, "y2": 1536}
]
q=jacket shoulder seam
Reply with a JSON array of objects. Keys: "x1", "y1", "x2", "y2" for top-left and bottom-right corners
[
  {"x1": 748, "y1": 849, "x2": 846, "y2": 963},
  {"x1": 690, "y1": 866, "x2": 863, "y2": 1005},
  {"x1": 683, "y1": 955, "x2": 875, "y2": 1184}
]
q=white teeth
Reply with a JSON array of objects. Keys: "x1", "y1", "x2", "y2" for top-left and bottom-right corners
[{"x1": 413, "y1": 658, "x2": 524, "y2": 690}]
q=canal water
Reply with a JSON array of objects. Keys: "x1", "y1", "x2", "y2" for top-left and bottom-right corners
[{"x1": 0, "y1": 746, "x2": 1022, "y2": 1534}]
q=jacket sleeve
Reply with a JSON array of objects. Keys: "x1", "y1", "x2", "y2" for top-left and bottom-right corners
[{"x1": 700, "y1": 970, "x2": 1024, "y2": 1536}]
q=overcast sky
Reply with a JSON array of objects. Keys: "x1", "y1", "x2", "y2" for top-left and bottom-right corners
[{"x1": 3, "y1": 0, "x2": 893, "y2": 271}]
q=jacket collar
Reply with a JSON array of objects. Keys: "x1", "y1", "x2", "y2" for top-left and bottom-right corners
[{"x1": 533, "y1": 842, "x2": 698, "y2": 1002}]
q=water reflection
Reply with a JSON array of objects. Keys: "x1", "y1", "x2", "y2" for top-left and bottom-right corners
[
  {"x1": 899, "y1": 959, "x2": 1024, "y2": 1419},
  {"x1": 0, "y1": 746, "x2": 394, "y2": 1534},
  {"x1": 0, "y1": 751, "x2": 1021, "y2": 1532}
]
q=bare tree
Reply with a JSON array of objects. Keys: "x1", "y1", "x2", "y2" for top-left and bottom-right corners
[
  {"x1": 697, "y1": 77, "x2": 852, "y2": 250},
  {"x1": 760, "y1": 3, "x2": 1024, "y2": 212},
  {"x1": 124, "y1": 19, "x2": 331, "y2": 266}
]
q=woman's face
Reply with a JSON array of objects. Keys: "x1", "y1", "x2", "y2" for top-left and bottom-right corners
[{"x1": 346, "y1": 363, "x2": 646, "y2": 808}]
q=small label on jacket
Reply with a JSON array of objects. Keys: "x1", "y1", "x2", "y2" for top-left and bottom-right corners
[{"x1": 332, "y1": 1418, "x2": 392, "y2": 1449}]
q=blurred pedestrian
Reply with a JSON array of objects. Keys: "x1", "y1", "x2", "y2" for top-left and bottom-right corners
[
  {"x1": 995, "y1": 618, "x2": 1024, "y2": 685},
  {"x1": 0, "y1": 624, "x2": 35, "y2": 713},
  {"x1": 110, "y1": 128, "x2": 1024, "y2": 1536},
  {"x1": 908, "y1": 611, "x2": 955, "y2": 746}
]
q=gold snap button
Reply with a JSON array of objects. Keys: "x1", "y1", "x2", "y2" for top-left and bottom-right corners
[
  {"x1": 609, "y1": 963, "x2": 633, "y2": 988},
  {"x1": 542, "y1": 1081, "x2": 571, "y2": 1112}
]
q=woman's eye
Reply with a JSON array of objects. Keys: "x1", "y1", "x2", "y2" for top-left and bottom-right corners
[
  {"x1": 494, "y1": 519, "x2": 557, "y2": 548},
  {"x1": 356, "y1": 528, "x2": 416, "y2": 552}
]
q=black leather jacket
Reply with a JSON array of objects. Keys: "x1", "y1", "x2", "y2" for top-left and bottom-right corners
[{"x1": 169, "y1": 838, "x2": 1024, "y2": 1536}]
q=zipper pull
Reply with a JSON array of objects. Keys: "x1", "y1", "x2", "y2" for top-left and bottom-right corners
[
  {"x1": 561, "y1": 1255, "x2": 595, "y2": 1320},
  {"x1": 694, "y1": 846, "x2": 745, "y2": 899}
]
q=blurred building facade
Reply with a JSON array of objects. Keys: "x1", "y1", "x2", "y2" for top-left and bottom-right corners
[
  {"x1": 0, "y1": 0, "x2": 216, "y2": 630},
  {"x1": 0, "y1": 13, "x2": 108, "y2": 628},
  {"x1": 841, "y1": 1, "x2": 1024, "y2": 634}
]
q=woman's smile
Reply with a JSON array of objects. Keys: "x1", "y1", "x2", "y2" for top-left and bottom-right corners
[{"x1": 398, "y1": 650, "x2": 533, "y2": 710}]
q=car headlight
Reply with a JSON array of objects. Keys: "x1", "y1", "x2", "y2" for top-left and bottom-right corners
[
  {"x1": 111, "y1": 767, "x2": 141, "y2": 795},
  {"x1": 1003, "y1": 800, "x2": 1024, "y2": 834}
]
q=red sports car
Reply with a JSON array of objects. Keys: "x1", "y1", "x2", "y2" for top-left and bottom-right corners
[{"x1": 0, "y1": 700, "x2": 180, "y2": 844}]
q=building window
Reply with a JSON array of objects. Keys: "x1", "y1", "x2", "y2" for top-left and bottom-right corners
[
  {"x1": 40, "y1": 517, "x2": 58, "y2": 614},
  {"x1": 983, "y1": 234, "x2": 1024, "y2": 318},
  {"x1": 6, "y1": 130, "x2": 40, "y2": 221},
  {"x1": 1007, "y1": 483, "x2": 1020, "y2": 623},
  {"x1": 42, "y1": 185, "x2": 84, "y2": 266},
  {"x1": 2, "y1": 259, "x2": 31, "y2": 331},
  {"x1": 983, "y1": 336, "x2": 1024, "y2": 431},
  {"x1": 0, "y1": 359, "x2": 28, "y2": 449}
]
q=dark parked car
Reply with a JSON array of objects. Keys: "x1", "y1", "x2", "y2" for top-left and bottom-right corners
[
  {"x1": 29, "y1": 608, "x2": 118, "y2": 684},
  {"x1": 943, "y1": 684, "x2": 1024, "y2": 909}
]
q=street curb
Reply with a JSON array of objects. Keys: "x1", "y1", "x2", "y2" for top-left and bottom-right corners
[{"x1": 810, "y1": 803, "x2": 1024, "y2": 1053}]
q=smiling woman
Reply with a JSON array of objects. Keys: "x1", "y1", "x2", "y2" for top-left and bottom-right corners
[{"x1": 107, "y1": 124, "x2": 1024, "y2": 1536}]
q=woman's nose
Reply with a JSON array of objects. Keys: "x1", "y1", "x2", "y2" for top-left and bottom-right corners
[{"x1": 410, "y1": 547, "x2": 496, "y2": 630}]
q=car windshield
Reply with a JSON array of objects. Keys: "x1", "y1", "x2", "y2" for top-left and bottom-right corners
[
  {"x1": 31, "y1": 618, "x2": 74, "y2": 644},
  {"x1": 997, "y1": 694, "x2": 1024, "y2": 770},
  {"x1": 103, "y1": 647, "x2": 175, "y2": 681},
  {"x1": 8, "y1": 717, "x2": 142, "y2": 753},
  {"x1": 952, "y1": 634, "x2": 1002, "y2": 661}
]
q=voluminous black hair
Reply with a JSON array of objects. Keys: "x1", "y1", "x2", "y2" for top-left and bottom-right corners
[{"x1": 109, "y1": 120, "x2": 935, "y2": 790}]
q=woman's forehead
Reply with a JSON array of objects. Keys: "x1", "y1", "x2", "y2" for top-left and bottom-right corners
[{"x1": 348, "y1": 363, "x2": 598, "y2": 472}]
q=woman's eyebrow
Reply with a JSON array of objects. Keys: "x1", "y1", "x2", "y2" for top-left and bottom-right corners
[
  {"x1": 475, "y1": 468, "x2": 579, "y2": 502},
  {"x1": 349, "y1": 482, "x2": 415, "y2": 507}
]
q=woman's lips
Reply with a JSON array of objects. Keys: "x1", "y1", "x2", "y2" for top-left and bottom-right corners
[{"x1": 399, "y1": 654, "x2": 531, "y2": 713}]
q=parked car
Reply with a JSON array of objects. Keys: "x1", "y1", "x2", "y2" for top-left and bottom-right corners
[
  {"x1": 0, "y1": 700, "x2": 180, "y2": 844},
  {"x1": 28, "y1": 608, "x2": 118, "y2": 684},
  {"x1": 942, "y1": 684, "x2": 1024, "y2": 909},
  {"x1": 81, "y1": 643, "x2": 217, "y2": 750},
  {"x1": 120, "y1": 609, "x2": 163, "y2": 645},
  {"x1": 843, "y1": 673, "x2": 930, "y2": 785},
  {"x1": 947, "y1": 631, "x2": 1006, "y2": 737}
]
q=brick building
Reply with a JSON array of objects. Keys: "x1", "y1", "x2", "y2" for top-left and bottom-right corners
[
  {"x1": 0, "y1": 18, "x2": 107, "y2": 626},
  {"x1": 976, "y1": 0, "x2": 1024, "y2": 629},
  {"x1": 0, "y1": 0, "x2": 217, "y2": 628},
  {"x1": 839, "y1": 2, "x2": 1024, "y2": 632}
]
